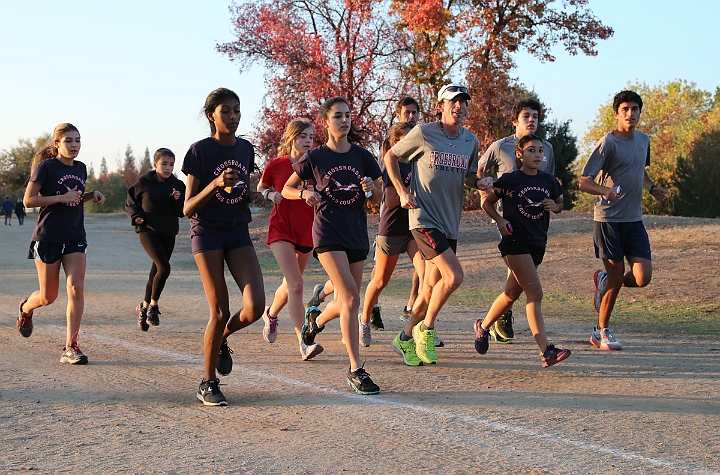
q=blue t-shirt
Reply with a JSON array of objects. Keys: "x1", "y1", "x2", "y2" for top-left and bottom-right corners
[
  {"x1": 293, "y1": 144, "x2": 381, "y2": 250},
  {"x1": 377, "y1": 161, "x2": 412, "y2": 237},
  {"x1": 181, "y1": 136, "x2": 255, "y2": 236},
  {"x1": 29, "y1": 158, "x2": 87, "y2": 243},
  {"x1": 492, "y1": 169, "x2": 564, "y2": 248},
  {"x1": 2, "y1": 199, "x2": 13, "y2": 214}
]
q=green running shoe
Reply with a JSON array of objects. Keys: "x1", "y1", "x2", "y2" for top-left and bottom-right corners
[
  {"x1": 412, "y1": 321, "x2": 437, "y2": 364},
  {"x1": 391, "y1": 332, "x2": 423, "y2": 366}
]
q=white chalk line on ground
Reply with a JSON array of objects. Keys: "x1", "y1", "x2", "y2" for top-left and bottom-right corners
[{"x1": 45, "y1": 326, "x2": 718, "y2": 475}]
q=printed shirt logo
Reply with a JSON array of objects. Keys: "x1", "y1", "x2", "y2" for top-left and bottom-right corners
[
  {"x1": 404, "y1": 170, "x2": 412, "y2": 187},
  {"x1": 213, "y1": 159, "x2": 248, "y2": 205},
  {"x1": 331, "y1": 178, "x2": 358, "y2": 192},
  {"x1": 516, "y1": 186, "x2": 550, "y2": 220},
  {"x1": 428, "y1": 151, "x2": 470, "y2": 173},
  {"x1": 55, "y1": 174, "x2": 86, "y2": 207},
  {"x1": 323, "y1": 165, "x2": 363, "y2": 205}
]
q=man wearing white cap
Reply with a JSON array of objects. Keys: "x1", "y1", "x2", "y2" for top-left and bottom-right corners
[{"x1": 384, "y1": 83, "x2": 492, "y2": 365}]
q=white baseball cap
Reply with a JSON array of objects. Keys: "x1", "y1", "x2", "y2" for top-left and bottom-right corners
[{"x1": 437, "y1": 84, "x2": 471, "y2": 102}]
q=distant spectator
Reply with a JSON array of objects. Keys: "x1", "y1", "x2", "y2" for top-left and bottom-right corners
[
  {"x1": 15, "y1": 198, "x2": 26, "y2": 225},
  {"x1": 2, "y1": 196, "x2": 14, "y2": 225}
]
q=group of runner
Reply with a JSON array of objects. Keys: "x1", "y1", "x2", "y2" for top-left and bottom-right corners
[{"x1": 15, "y1": 86, "x2": 668, "y2": 406}]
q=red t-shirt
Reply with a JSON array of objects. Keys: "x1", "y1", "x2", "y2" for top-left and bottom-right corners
[{"x1": 261, "y1": 156, "x2": 314, "y2": 248}]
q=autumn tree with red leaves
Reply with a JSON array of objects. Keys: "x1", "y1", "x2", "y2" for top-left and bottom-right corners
[
  {"x1": 218, "y1": 0, "x2": 613, "y2": 161},
  {"x1": 218, "y1": 0, "x2": 410, "y2": 161},
  {"x1": 390, "y1": 0, "x2": 614, "y2": 147}
]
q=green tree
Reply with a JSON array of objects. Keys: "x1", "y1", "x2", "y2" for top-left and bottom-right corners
[
  {"x1": 86, "y1": 171, "x2": 126, "y2": 213},
  {"x1": 579, "y1": 80, "x2": 715, "y2": 215},
  {"x1": 544, "y1": 119, "x2": 579, "y2": 209},
  {"x1": 139, "y1": 147, "x2": 152, "y2": 174},
  {"x1": 121, "y1": 145, "x2": 138, "y2": 188},
  {"x1": 0, "y1": 133, "x2": 51, "y2": 196},
  {"x1": 100, "y1": 157, "x2": 108, "y2": 176},
  {"x1": 674, "y1": 97, "x2": 720, "y2": 217}
]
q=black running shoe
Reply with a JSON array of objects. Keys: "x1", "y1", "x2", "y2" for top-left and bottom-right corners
[
  {"x1": 60, "y1": 343, "x2": 89, "y2": 365},
  {"x1": 17, "y1": 298, "x2": 33, "y2": 338},
  {"x1": 492, "y1": 309, "x2": 514, "y2": 340},
  {"x1": 474, "y1": 318, "x2": 490, "y2": 354},
  {"x1": 370, "y1": 306, "x2": 384, "y2": 331},
  {"x1": 197, "y1": 379, "x2": 227, "y2": 406},
  {"x1": 346, "y1": 367, "x2": 380, "y2": 395},
  {"x1": 301, "y1": 306, "x2": 324, "y2": 346},
  {"x1": 136, "y1": 303, "x2": 149, "y2": 332},
  {"x1": 147, "y1": 305, "x2": 160, "y2": 326},
  {"x1": 217, "y1": 339, "x2": 234, "y2": 376}
]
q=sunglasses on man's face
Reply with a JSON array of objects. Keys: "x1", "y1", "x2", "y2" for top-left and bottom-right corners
[{"x1": 443, "y1": 86, "x2": 468, "y2": 94}]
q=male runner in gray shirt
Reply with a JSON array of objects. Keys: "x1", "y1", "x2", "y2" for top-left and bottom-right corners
[
  {"x1": 478, "y1": 98, "x2": 556, "y2": 343},
  {"x1": 384, "y1": 83, "x2": 492, "y2": 365},
  {"x1": 579, "y1": 90, "x2": 668, "y2": 351}
]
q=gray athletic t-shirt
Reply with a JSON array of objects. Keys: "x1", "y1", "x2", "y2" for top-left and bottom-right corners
[
  {"x1": 390, "y1": 122, "x2": 479, "y2": 239},
  {"x1": 479, "y1": 135, "x2": 555, "y2": 178},
  {"x1": 581, "y1": 130, "x2": 651, "y2": 223}
]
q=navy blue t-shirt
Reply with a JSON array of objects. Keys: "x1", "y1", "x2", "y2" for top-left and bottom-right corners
[
  {"x1": 293, "y1": 144, "x2": 381, "y2": 250},
  {"x1": 378, "y1": 161, "x2": 412, "y2": 237},
  {"x1": 492, "y1": 169, "x2": 564, "y2": 248},
  {"x1": 30, "y1": 158, "x2": 87, "y2": 243},
  {"x1": 181, "y1": 136, "x2": 254, "y2": 236}
]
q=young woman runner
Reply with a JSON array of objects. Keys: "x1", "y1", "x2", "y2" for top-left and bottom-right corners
[
  {"x1": 282, "y1": 96, "x2": 383, "y2": 395},
  {"x1": 257, "y1": 119, "x2": 324, "y2": 360},
  {"x1": 476, "y1": 134, "x2": 571, "y2": 367},
  {"x1": 126, "y1": 148, "x2": 186, "y2": 330},
  {"x1": 182, "y1": 88, "x2": 265, "y2": 406},
  {"x1": 359, "y1": 122, "x2": 424, "y2": 346},
  {"x1": 18, "y1": 123, "x2": 106, "y2": 364}
]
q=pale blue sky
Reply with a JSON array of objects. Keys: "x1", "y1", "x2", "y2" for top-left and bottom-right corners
[{"x1": 1, "y1": 0, "x2": 718, "y2": 175}]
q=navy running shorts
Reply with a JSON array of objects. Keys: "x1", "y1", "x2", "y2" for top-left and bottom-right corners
[
  {"x1": 191, "y1": 224, "x2": 253, "y2": 255},
  {"x1": 593, "y1": 221, "x2": 651, "y2": 261},
  {"x1": 28, "y1": 240, "x2": 88, "y2": 264}
]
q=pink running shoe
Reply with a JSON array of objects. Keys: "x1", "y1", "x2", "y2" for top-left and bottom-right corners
[
  {"x1": 541, "y1": 344, "x2": 571, "y2": 367},
  {"x1": 17, "y1": 298, "x2": 33, "y2": 338}
]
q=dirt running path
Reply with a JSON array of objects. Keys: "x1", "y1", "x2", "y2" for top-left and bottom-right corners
[{"x1": 1, "y1": 213, "x2": 718, "y2": 474}]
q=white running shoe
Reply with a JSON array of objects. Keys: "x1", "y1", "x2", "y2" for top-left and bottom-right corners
[
  {"x1": 359, "y1": 316, "x2": 372, "y2": 347},
  {"x1": 262, "y1": 306, "x2": 278, "y2": 343},
  {"x1": 590, "y1": 326, "x2": 622, "y2": 350},
  {"x1": 300, "y1": 341, "x2": 324, "y2": 361}
]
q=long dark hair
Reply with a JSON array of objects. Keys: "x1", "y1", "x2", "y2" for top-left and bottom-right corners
[
  {"x1": 515, "y1": 133, "x2": 543, "y2": 168},
  {"x1": 319, "y1": 97, "x2": 365, "y2": 144},
  {"x1": 203, "y1": 88, "x2": 240, "y2": 135},
  {"x1": 31, "y1": 123, "x2": 79, "y2": 171}
]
